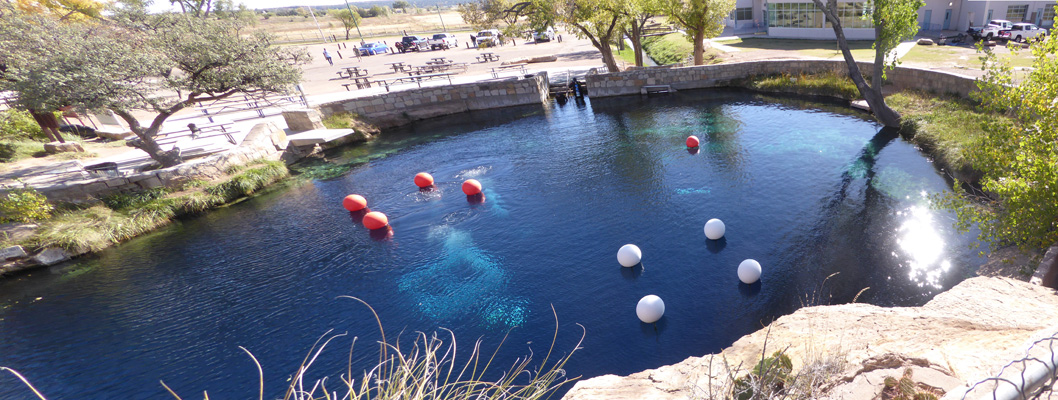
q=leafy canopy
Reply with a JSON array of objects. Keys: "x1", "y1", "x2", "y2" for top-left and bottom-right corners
[{"x1": 938, "y1": 31, "x2": 1058, "y2": 251}]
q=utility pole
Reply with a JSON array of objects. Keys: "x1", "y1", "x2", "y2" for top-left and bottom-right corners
[
  {"x1": 345, "y1": 0, "x2": 366, "y2": 44},
  {"x1": 437, "y1": 3, "x2": 446, "y2": 31},
  {"x1": 307, "y1": 6, "x2": 327, "y2": 42}
]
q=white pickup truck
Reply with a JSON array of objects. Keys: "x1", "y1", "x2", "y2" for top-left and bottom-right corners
[
  {"x1": 979, "y1": 19, "x2": 1013, "y2": 40},
  {"x1": 428, "y1": 33, "x2": 459, "y2": 50},
  {"x1": 1007, "y1": 23, "x2": 1048, "y2": 42}
]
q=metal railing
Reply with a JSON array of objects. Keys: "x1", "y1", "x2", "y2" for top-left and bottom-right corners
[{"x1": 946, "y1": 331, "x2": 1058, "y2": 400}]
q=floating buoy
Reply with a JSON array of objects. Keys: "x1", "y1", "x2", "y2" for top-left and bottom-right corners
[
  {"x1": 363, "y1": 211, "x2": 389, "y2": 230},
  {"x1": 414, "y1": 172, "x2": 434, "y2": 188},
  {"x1": 462, "y1": 179, "x2": 482, "y2": 195},
  {"x1": 617, "y1": 244, "x2": 642, "y2": 267},
  {"x1": 738, "y1": 259, "x2": 762, "y2": 284},
  {"x1": 686, "y1": 135, "x2": 700, "y2": 148},
  {"x1": 704, "y1": 218, "x2": 726, "y2": 240},
  {"x1": 636, "y1": 295, "x2": 665, "y2": 323},
  {"x1": 343, "y1": 194, "x2": 367, "y2": 211}
]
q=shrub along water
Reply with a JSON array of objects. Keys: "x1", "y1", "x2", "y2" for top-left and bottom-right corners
[{"x1": 21, "y1": 160, "x2": 289, "y2": 253}]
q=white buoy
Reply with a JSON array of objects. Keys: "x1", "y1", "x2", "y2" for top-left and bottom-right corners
[
  {"x1": 704, "y1": 218, "x2": 726, "y2": 240},
  {"x1": 738, "y1": 259, "x2": 762, "y2": 284},
  {"x1": 636, "y1": 295, "x2": 665, "y2": 323},
  {"x1": 617, "y1": 244, "x2": 642, "y2": 267}
]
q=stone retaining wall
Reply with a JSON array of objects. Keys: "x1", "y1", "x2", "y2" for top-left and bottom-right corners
[
  {"x1": 318, "y1": 72, "x2": 550, "y2": 129},
  {"x1": 34, "y1": 122, "x2": 289, "y2": 203},
  {"x1": 585, "y1": 60, "x2": 978, "y2": 98}
]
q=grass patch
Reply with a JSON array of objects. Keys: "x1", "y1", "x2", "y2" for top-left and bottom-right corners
[
  {"x1": 615, "y1": 46, "x2": 638, "y2": 64},
  {"x1": 26, "y1": 160, "x2": 288, "y2": 253},
  {"x1": 643, "y1": 33, "x2": 696, "y2": 65},
  {"x1": 886, "y1": 91, "x2": 997, "y2": 173},
  {"x1": 322, "y1": 112, "x2": 357, "y2": 129},
  {"x1": 901, "y1": 44, "x2": 1035, "y2": 69},
  {"x1": 746, "y1": 71, "x2": 860, "y2": 99},
  {"x1": 725, "y1": 38, "x2": 876, "y2": 62}
]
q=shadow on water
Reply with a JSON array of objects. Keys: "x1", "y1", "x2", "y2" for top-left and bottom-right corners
[
  {"x1": 620, "y1": 264, "x2": 644, "y2": 280},
  {"x1": 705, "y1": 237, "x2": 727, "y2": 254}
]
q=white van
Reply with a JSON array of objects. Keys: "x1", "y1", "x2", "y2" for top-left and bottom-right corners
[
  {"x1": 534, "y1": 27, "x2": 555, "y2": 42},
  {"x1": 475, "y1": 29, "x2": 502, "y2": 47}
]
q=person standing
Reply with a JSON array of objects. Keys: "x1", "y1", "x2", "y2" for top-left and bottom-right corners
[{"x1": 323, "y1": 48, "x2": 333, "y2": 66}]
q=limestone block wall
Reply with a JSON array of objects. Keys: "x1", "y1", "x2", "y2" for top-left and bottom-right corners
[
  {"x1": 34, "y1": 123, "x2": 288, "y2": 203},
  {"x1": 585, "y1": 60, "x2": 978, "y2": 99},
  {"x1": 319, "y1": 72, "x2": 551, "y2": 129}
]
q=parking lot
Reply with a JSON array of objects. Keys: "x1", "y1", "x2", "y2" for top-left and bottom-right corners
[{"x1": 295, "y1": 31, "x2": 606, "y2": 101}]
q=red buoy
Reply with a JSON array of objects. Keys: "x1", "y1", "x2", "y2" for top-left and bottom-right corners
[
  {"x1": 343, "y1": 194, "x2": 367, "y2": 211},
  {"x1": 414, "y1": 172, "x2": 434, "y2": 188},
  {"x1": 462, "y1": 179, "x2": 482, "y2": 195},
  {"x1": 686, "y1": 135, "x2": 700, "y2": 148},
  {"x1": 362, "y1": 211, "x2": 389, "y2": 230}
]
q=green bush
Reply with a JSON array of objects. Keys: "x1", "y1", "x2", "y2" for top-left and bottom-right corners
[
  {"x1": 749, "y1": 72, "x2": 861, "y2": 100},
  {"x1": 101, "y1": 188, "x2": 172, "y2": 211},
  {"x1": 0, "y1": 188, "x2": 53, "y2": 223},
  {"x1": 321, "y1": 112, "x2": 357, "y2": 129},
  {"x1": 642, "y1": 33, "x2": 721, "y2": 66},
  {"x1": 0, "y1": 109, "x2": 45, "y2": 141}
]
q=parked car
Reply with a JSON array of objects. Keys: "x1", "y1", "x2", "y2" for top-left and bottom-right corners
[
  {"x1": 401, "y1": 35, "x2": 429, "y2": 52},
  {"x1": 358, "y1": 42, "x2": 389, "y2": 56},
  {"x1": 475, "y1": 29, "x2": 503, "y2": 47},
  {"x1": 1009, "y1": 22, "x2": 1047, "y2": 42},
  {"x1": 979, "y1": 19, "x2": 1013, "y2": 41},
  {"x1": 428, "y1": 32, "x2": 458, "y2": 49},
  {"x1": 534, "y1": 27, "x2": 555, "y2": 42}
]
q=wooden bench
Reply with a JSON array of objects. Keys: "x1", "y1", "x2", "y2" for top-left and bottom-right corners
[
  {"x1": 490, "y1": 63, "x2": 528, "y2": 78},
  {"x1": 375, "y1": 72, "x2": 455, "y2": 92}
]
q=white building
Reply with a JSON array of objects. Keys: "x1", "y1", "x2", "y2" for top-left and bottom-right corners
[{"x1": 725, "y1": 0, "x2": 1057, "y2": 39}]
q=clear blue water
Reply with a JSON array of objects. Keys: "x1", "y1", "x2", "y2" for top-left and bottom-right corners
[{"x1": 0, "y1": 90, "x2": 984, "y2": 399}]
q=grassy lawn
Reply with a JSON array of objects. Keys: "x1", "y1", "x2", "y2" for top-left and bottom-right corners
[
  {"x1": 615, "y1": 47, "x2": 638, "y2": 64},
  {"x1": 901, "y1": 44, "x2": 1035, "y2": 69},
  {"x1": 717, "y1": 37, "x2": 877, "y2": 61}
]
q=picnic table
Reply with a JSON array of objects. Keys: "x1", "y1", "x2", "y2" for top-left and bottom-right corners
[
  {"x1": 490, "y1": 63, "x2": 528, "y2": 78},
  {"x1": 342, "y1": 76, "x2": 374, "y2": 91},
  {"x1": 476, "y1": 52, "x2": 500, "y2": 63},
  {"x1": 343, "y1": 67, "x2": 368, "y2": 78},
  {"x1": 376, "y1": 72, "x2": 455, "y2": 92},
  {"x1": 385, "y1": 62, "x2": 410, "y2": 73},
  {"x1": 429, "y1": 57, "x2": 450, "y2": 64}
]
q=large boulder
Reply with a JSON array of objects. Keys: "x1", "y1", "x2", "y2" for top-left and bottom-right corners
[
  {"x1": 562, "y1": 277, "x2": 1058, "y2": 400},
  {"x1": 44, "y1": 141, "x2": 85, "y2": 154}
]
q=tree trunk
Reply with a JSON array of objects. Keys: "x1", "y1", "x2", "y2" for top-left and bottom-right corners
[
  {"x1": 818, "y1": 2, "x2": 901, "y2": 128},
  {"x1": 692, "y1": 28, "x2": 706, "y2": 65},
  {"x1": 345, "y1": 28, "x2": 351, "y2": 40},
  {"x1": 600, "y1": 40, "x2": 620, "y2": 72},
  {"x1": 29, "y1": 110, "x2": 64, "y2": 143},
  {"x1": 113, "y1": 109, "x2": 184, "y2": 168},
  {"x1": 630, "y1": 22, "x2": 644, "y2": 67}
]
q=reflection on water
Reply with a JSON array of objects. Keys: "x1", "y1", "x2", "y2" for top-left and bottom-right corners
[{"x1": 896, "y1": 205, "x2": 951, "y2": 288}]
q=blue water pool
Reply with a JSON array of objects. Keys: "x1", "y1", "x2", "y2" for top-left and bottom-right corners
[{"x1": 0, "y1": 90, "x2": 984, "y2": 399}]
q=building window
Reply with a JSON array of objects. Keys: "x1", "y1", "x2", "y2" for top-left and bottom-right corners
[
  {"x1": 732, "y1": 7, "x2": 753, "y2": 20},
  {"x1": 1007, "y1": 5, "x2": 1028, "y2": 21},
  {"x1": 767, "y1": 2, "x2": 871, "y2": 28},
  {"x1": 986, "y1": 9, "x2": 993, "y2": 22},
  {"x1": 1043, "y1": 6, "x2": 1055, "y2": 27}
]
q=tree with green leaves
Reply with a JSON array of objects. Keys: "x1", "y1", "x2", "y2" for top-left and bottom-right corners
[
  {"x1": 810, "y1": 0, "x2": 922, "y2": 128},
  {"x1": 664, "y1": 0, "x2": 733, "y2": 65},
  {"x1": 621, "y1": 0, "x2": 664, "y2": 67},
  {"x1": 14, "y1": 0, "x2": 103, "y2": 21},
  {"x1": 0, "y1": 7, "x2": 306, "y2": 167},
  {"x1": 458, "y1": 0, "x2": 521, "y2": 31},
  {"x1": 552, "y1": 0, "x2": 626, "y2": 72},
  {"x1": 937, "y1": 32, "x2": 1058, "y2": 252},
  {"x1": 393, "y1": 0, "x2": 410, "y2": 13},
  {"x1": 330, "y1": 8, "x2": 362, "y2": 40}
]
